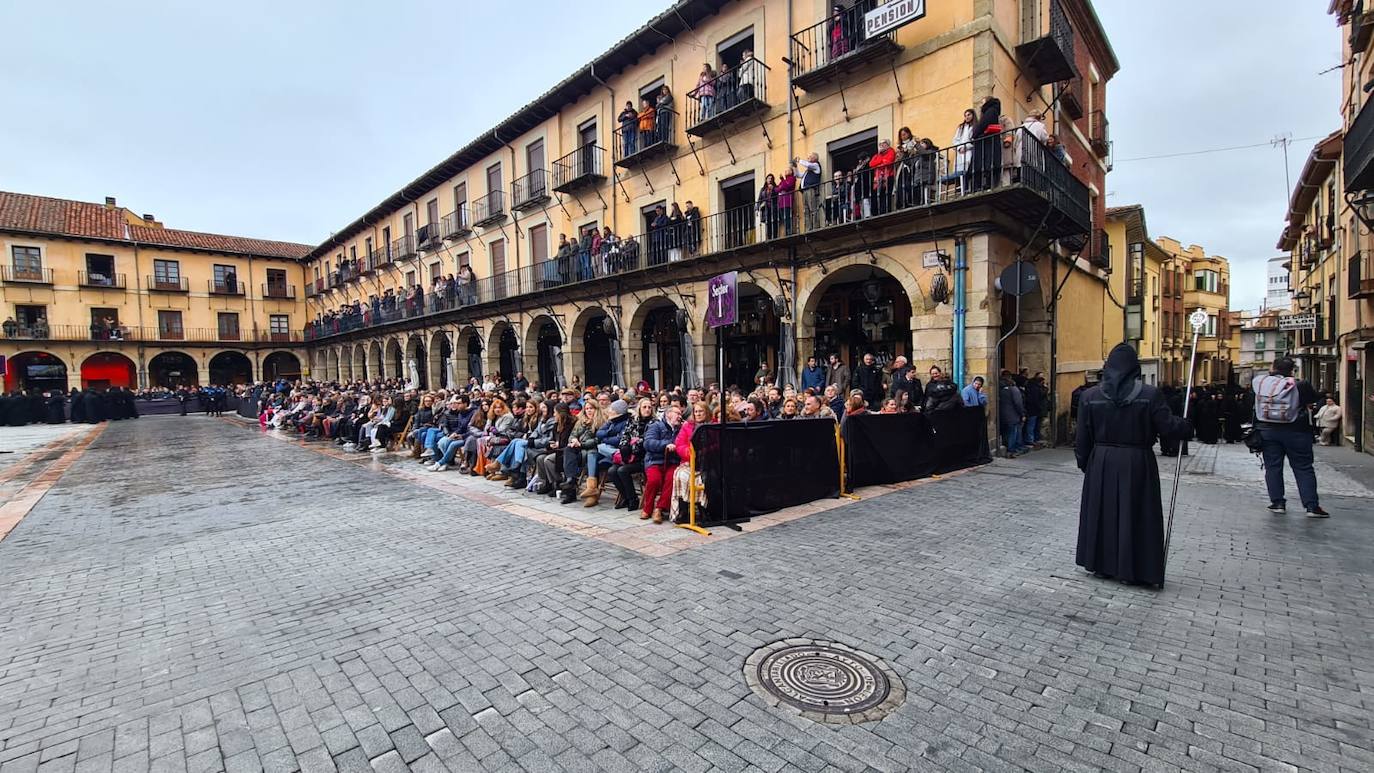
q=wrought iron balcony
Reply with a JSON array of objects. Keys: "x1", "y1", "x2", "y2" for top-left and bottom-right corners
[
  {"x1": 788, "y1": 0, "x2": 902, "y2": 92},
  {"x1": 442, "y1": 206, "x2": 472, "y2": 240},
  {"x1": 147, "y1": 275, "x2": 189, "y2": 292},
  {"x1": 686, "y1": 58, "x2": 770, "y2": 137},
  {"x1": 1090, "y1": 229, "x2": 1111, "y2": 270},
  {"x1": 471, "y1": 191, "x2": 507, "y2": 227},
  {"x1": 1090, "y1": 111, "x2": 1110, "y2": 159},
  {"x1": 552, "y1": 145, "x2": 606, "y2": 193},
  {"x1": 1016, "y1": 0, "x2": 1077, "y2": 85},
  {"x1": 209, "y1": 280, "x2": 244, "y2": 295},
  {"x1": 391, "y1": 234, "x2": 417, "y2": 261},
  {"x1": 1345, "y1": 95, "x2": 1374, "y2": 192},
  {"x1": 511, "y1": 169, "x2": 550, "y2": 212},
  {"x1": 366, "y1": 247, "x2": 388, "y2": 273},
  {"x1": 416, "y1": 223, "x2": 442, "y2": 251},
  {"x1": 1351, "y1": 252, "x2": 1374, "y2": 298},
  {"x1": 1055, "y1": 81, "x2": 1083, "y2": 120},
  {"x1": 263, "y1": 283, "x2": 296, "y2": 300},
  {"x1": 613, "y1": 108, "x2": 677, "y2": 169},
  {"x1": 79, "y1": 271, "x2": 126, "y2": 289},
  {"x1": 1, "y1": 266, "x2": 54, "y2": 284}
]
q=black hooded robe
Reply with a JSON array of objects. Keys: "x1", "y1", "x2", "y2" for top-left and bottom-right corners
[
  {"x1": 83, "y1": 390, "x2": 104, "y2": 423},
  {"x1": 1075, "y1": 344, "x2": 1191, "y2": 586},
  {"x1": 45, "y1": 392, "x2": 66, "y2": 423},
  {"x1": 69, "y1": 389, "x2": 86, "y2": 423}
]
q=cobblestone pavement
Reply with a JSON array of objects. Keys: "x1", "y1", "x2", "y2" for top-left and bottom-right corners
[{"x1": 0, "y1": 417, "x2": 1371, "y2": 772}]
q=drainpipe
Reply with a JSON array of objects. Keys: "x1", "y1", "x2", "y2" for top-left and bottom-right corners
[
  {"x1": 952, "y1": 237, "x2": 967, "y2": 387},
  {"x1": 131, "y1": 239, "x2": 148, "y2": 388},
  {"x1": 786, "y1": 0, "x2": 794, "y2": 165}
]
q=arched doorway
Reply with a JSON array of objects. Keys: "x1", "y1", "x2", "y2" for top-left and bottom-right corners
[
  {"x1": 429, "y1": 332, "x2": 453, "y2": 389},
  {"x1": 368, "y1": 341, "x2": 383, "y2": 382},
  {"x1": 581, "y1": 312, "x2": 616, "y2": 388},
  {"x1": 528, "y1": 317, "x2": 564, "y2": 390},
  {"x1": 463, "y1": 329, "x2": 484, "y2": 385},
  {"x1": 490, "y1": 323, "x2": 520, "y2": 386},
  {"x1": 711, "y1": 284, "x2": 782, "y2": 390},
  {"x1": 262, "y1": 351, "x2": 301, "y2": 381},
  {"x1": 806, "y1": 266, "x2": 912, "y2": 370},
  {"x1": 326, "y1": 348, "x2": 340, "y2": 382},
  {"x1": 208, "y1": 351, "x2": 253, "y2": 385},
  {"x1": 338, "y1": 346, "x2": 353, "y2": 382},
  {"x1": 353, "y1": 345, "x2": 367, "y2": 382},
  {"x1": 147, "y1": 351, "x2": 198, "y2": 388},
  {"x1": 385, "y1": 339, "x2": 403, "y2": 382},
  {"x1": 639, "y1": 303, "x2": 688, "y2": 390},
  {"x1": 4, "y1": 351, "x2": 68, "y2": 393},
  {"x1": 406, "y1": 335, "x2": 427, "y2": 389}
]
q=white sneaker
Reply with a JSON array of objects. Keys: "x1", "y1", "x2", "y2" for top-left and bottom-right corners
[
  {"x1": 420, "y1": 449, "x2": 434, "y2": 459},
  {"x1": 433, "y1": 464, "x2": 448, "y2": 472},
  {"x1": 344, "y1": 442, "x2": 356, "y2": 450}
]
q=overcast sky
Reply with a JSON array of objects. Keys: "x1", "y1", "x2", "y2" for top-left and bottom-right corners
[{"x1": 0, "y1": 1, "x2": 1342, "y2": 310}]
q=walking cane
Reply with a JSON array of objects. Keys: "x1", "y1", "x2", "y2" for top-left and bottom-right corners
[{"x1": 1163, "y1": 308, "x2": 1210, "y2": 576}]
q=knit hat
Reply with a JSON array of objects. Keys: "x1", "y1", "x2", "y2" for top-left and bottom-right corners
[{"x1": 609, "y1": 399, "x2": 629, "y2": 416}]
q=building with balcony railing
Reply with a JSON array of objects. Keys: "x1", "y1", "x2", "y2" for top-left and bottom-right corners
[
  {"x1": 1, "y1": 191, "x2": 311, "y2": 390},
  {"x1": 295, "y1": 0, "x2": 1116, "y2": 442},
  {"x1": 1155, "y1": 236, "x2": 1233, "y2": 385}
]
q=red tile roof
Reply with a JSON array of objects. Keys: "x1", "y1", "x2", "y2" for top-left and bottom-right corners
[
  {"x1": 0, "y1": 190, "x2": 311, "y2": 260},
  {"x1": 128, "y1": 226, "x2": 311, "y2": 260},
  {"x1": 0, "y1": 191, "x2": 126, "y2": 241}
]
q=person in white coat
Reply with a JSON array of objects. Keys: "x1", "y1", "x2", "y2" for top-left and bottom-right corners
[
  {"x1": 1315, "y1": 397, "x2": 1343, "y2": 446},
  {"x1": 950, "y1": 108, "x2": 977, "y2": 178}
]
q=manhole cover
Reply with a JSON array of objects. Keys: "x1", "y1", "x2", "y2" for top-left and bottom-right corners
[{"x1": 744, "y1": 639, "x2": 905, "y2": 724}]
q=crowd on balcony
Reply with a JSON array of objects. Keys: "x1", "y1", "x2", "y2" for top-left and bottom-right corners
[
  {"x1": 617, "y1": 85, "x2": 675, "y2": 158},
  {"x1": 249, "y1": 349, "x2": 985, "y2": 522},
  {"x1": 306, "y1": 266, "x2": 480, "y2": 339},
  {"x1": 688, "y1": 50, "x2": 763, "y2": 124}
]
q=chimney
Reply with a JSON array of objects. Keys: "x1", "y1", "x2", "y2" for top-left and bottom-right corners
[
  {"x1": 104, "y1": 196, "x2": 117, "y2": 208},
  {"x1": 142, "y1": 214, "x2": 155, "y2": 222}
]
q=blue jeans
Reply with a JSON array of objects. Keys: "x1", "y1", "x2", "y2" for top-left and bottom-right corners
[
  {"x1": 1261, "y1": 429, "x2": 1320, "y2": 510},
  {"x1": 1024, "y1": 414, "x2": 1040, "y2": 445},
  {"x1": 437, "y1": 435, "x2": 463, "y2": 466},
  {"x1": 623, "y1": 128, "x2": 636, "y2": 157},
  {"x1": 1002, "y1": 423, "x2": 1023, "y2": 454},
  {"x1": 422, "y1": 427, "x2": 444, "y2": 451},
  {"x1": 497, "y1": 439, "x2": 528, "y2": 470}
]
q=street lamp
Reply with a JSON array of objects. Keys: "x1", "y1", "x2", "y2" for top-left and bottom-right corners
[{"x1": 1294, "y1": 288, "x2": 1312, "y2": 310}]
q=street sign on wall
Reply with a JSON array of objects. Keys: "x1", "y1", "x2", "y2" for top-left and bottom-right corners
[
  {"x1": 706, "y1": 271, "x2": 738, "y2": 329},
  {"x1": 865, "y1": 0, "x2": 926, "y2": 39},
  {"x1": 1278, "y1": 313, "x2": 1316, "y2": 331}
]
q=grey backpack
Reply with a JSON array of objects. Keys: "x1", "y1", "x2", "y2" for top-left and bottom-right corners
[{"x1": 1253, "y1": 374, "x2": 1300, "y2": 423}]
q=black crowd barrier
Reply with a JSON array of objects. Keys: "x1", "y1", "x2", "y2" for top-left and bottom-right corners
[
  {"x1": 691, "y1": 419, "x2": 841, "y2": 525},
  {"x1": 234, "y1": 387, "x2": 262, "y2": 419},
  {"x1": 841, "y1": 407, "x2": 992, "y2": 489}
]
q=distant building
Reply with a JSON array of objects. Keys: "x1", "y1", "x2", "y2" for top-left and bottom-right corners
[
  {"x1": 1236, "y1": 310, "x2": 1287, "y2": 385},
  {"x1": 1264, "y1": 255, "x2": 1290, "y2": 311},
  {"x1": 1155, "y1": 237, "x2": 1233, "y2": 385}
]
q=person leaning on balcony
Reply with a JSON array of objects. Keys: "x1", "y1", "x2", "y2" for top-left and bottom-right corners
[
  {"x1": 618, "y1": 101, "x2": 638, "y2": 158},
  {"x1": 692, "y1": 63, "x2": 717, "y2": 119},
  {"x1": 825, "y1": 170, "x2": 848, "y2": 225},
  {"x1": 1023, "y1": 113, "x2": 1048, "y2": 145},
  {"x1": 1000, "y1": 115, "x2": 1021, "y2": 185},
  {"x1": 757, "y1": 174, "x2": 778, "y2": 239},
  {"x1": 637, "y1": 97, "x2": 656, "y2": 149},
  {"x1": 970, "y1": 96, "x2": 1002, "y2": 191},
  {"x1": 869, "y1": 139, "x2": 898, "y2": 215},
  {"x1": 894, "y1": 127, "x2": 918, "y2": 208},
  {"x1": 668, "y1": 203, "x2": 686, "y2": 262},
  {"x1": 737, "y1": 51, "x2": 758, "y2": 102},
  {"x1": 684, "y1": 200, "x2": 702, "y2": 254},
  {"x1": 655, "y1": 86, "x2": 674, "y2": 142},
  {"x1": 951, "y1": 108, "x2": 977, "y2": 180},
  {"x1": 828, "y1": 3, "x2": 851, "y2": 60},
  {"x1": 2, "y1": 317, "x2": 15, "y2": 338},
  {"x1": 1046, "y1": 133, "x2": 1067, "y2": 163},
  {"x1": 915, "y1": 138, "x2": 941, "y2": 205},
  {"x1": 797, "y1": 153, "x2": 822, "y2": 231},
  {"x1": 777, "y1": 164, "x2": 798, "y2": 236}
]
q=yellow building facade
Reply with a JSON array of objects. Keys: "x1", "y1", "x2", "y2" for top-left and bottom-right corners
[
  {"x1": 1, "y1": 192, "x2": 310, "y2": 391},
  {"x1": 1277, "y1": 131, "x2": 1342, "y2": 396},
  {"x1": 300, "y1": 0, "x2": 1118, "y2": 443},
  {"x1": 1154, "y1": 236, "x2": 1232, "y2": 386},
  {"x1": 1104, "y1": 205, "x2": 1166, "y2": 383}
]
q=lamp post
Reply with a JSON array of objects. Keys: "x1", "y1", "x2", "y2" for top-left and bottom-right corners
[{"x1": 1293, "y1": 288, "x2": 1312, "y2": 311}]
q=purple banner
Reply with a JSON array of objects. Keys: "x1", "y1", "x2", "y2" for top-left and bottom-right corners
[{"x1": 706, "y1": 271, "x2": 738, "y2": 329}]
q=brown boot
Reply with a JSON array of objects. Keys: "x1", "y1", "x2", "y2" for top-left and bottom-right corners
[
  {"x1": 651, "y1": 508, "x2": 664, "y2": 524},
  {"x1": 582, "y1": 479, "x2": 602, "y2": 507}
]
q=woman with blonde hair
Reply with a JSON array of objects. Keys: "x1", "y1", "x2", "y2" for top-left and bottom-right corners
[
  {"x1": 570, "y1": 402, "x2": 609, "y2": 505},
  {"x1": 670, "y1": 401, "x2": 711, "y2": 523}
]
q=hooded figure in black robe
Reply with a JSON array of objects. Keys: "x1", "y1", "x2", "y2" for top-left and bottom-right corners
[
  {"x1": 69, "y1": 388, "x2": 86, "y2": 423},
  {"x1": 82, "y1": 389, "x2": 105, "y2": 423},
  {"x1": 45, "y1": 390, "x2": 67, "y2": 423},
  {"x1": 1075, "y1": 344, "x2": 1191, "y2": 587}
]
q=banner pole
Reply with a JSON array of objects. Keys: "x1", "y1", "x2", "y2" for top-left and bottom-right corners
[
  {"x1": 1163, "y1": 308, "x2": 1208, "y2": 578},
  {"x1": 678, "y1": 441, "x2": 710, "y2": 536}
]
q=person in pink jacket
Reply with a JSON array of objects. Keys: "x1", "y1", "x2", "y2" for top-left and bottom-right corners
[{"x1": 776, "y1": 164, "x2": 798, "y2": 235}]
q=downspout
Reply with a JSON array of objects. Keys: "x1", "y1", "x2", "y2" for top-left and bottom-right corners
[
  {"x1": 588, "y1": 63, "x2": 616, "y2": 233},
  {"x1": 786, "y1": 0, "x2": 794, "y2": 165},
  {"x1": 952, "y1": 236, "x2": 967, "y2": 387},
  {"x1": 786, "y1": 0, "x2": 796, "y2": 386},
  {"x1": 1048, "y1": 247, "x2": 1059, "y2": 444},
  {"x1": 132, "y1": 238, "x2": 148, "y2": 388}
]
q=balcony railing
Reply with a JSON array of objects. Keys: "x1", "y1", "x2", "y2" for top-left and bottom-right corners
[
  {"x1": 1, "y1": 266, "x2": 54, "y2": 284},
  {"x1": 613, "y1": 108, "x2": 677, "y2": 169},
  {"x1": 1016, "y1": 0, "x2": 1076, "y2": 85},
  {"x1": 788, "y1": 0, "x2": 902, "y2": 92},
  {"x1": 442, "y1": 206, "x2": 471, "y2": 240},
  {"x1": 263, "y1": 283, "x2": 297, "y2": 300},
  {"x1": 686, "y1": 58, "x2": 770, "y2": 136},
  {"x1": 1055, "y1": 80, "x2": 1083, "y2": 120},
  {"x1": 256, "y1": 330, "x2": 303, "y2": 343},
  {"x1": 416, "y1": 223, "x2": 441, "y2": 251},
  {"x1": 1090, "y1": 111, "x2": 1110, "y2": 159},
  {"x1": 209, "y1": 280, "x2": 245, "y2": 295},
  {"x1": 1350, "y1": 253, "x2": 1374, "y2": 298},
  {"x1": 3, "y1": 323, "x2": 127, "y2": 341},
  {"x1": 511, "y1": 169, "x2": 550, "y2": 211},
  {"x1": 1090, "y1": 228, "x2": 1110, "y2": 270},
  {"x1": 471, "y1": 191, "x2": 507, "y2": 227},
  {"x1": 79, "y1": 271, "x2": 127, "y2": 289},
  {"x1": 218, "y1": 328, "x2": 242, "y2": 342},
  {"x1": 552, "y1": 145, "x2": 606, "y2": 193},
  {"x1": 148, "y1": 276, "x2": 190, "y2": 293},
  {"x1": 391, "y1": 234, "x2": 417, "y2": 261},
  {"x1": 304, "y1": 127, "x2": 1090, "y2": 344},
  {"x1": 1346, "y1": 93, "x2": 1374, "y2": 192},
  {"x1": 367, "y1": 247, "x2": 390, "y2": 273}
]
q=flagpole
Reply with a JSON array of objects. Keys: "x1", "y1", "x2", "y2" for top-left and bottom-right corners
[{"x1": 1163, "y1": 308, "x2": 1209, "y2": 577}]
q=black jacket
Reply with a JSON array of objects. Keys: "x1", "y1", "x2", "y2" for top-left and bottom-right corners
[{"x1": 853, "y1": 363, "x2": 885, "y2": 403}]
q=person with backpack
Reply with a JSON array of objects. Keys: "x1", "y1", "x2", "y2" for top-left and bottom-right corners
[{"x1": 1252, "y1": 357, "x2": 1327, "y2": 518}]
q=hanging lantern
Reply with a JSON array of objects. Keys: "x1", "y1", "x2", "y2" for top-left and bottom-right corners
[{"x1": 862, "y1": 271, "x2": 883, "y2": 305}]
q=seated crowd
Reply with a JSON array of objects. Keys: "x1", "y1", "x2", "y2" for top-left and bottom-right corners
[{"x1": 254, "y1": 352, "x2": 987, "y2": 525}]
